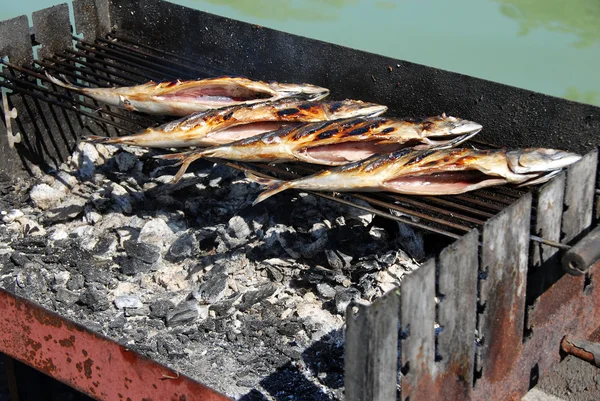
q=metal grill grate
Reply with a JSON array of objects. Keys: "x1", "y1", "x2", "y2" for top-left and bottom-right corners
[{"x1": 0, "y1": 34, "x2": 568, "y2": 246}]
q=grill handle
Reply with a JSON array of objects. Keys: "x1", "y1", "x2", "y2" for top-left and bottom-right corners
[{"x1": 562, "y1": 225, "x2": 600, "y2": 276}]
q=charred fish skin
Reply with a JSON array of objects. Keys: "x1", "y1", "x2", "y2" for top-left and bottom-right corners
[
  {"x1": 86, "y1": 99, "x2": 388, "y2": 148},
  {"x1": 45, "y1": 73, "x2": 330, "y2": 116},
  {"x1": 248, "y1": 147, "x2": 582, "y2": 204},
  {"x1": 157, "y1": 114, "x2": 484, "y2": 183}
]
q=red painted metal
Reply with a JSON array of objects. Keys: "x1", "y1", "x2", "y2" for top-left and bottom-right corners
[{"x1": 0, "y1": 288, "x2": 232, "y2": 401}]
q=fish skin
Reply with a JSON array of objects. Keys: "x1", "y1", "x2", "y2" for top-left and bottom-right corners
[
  {"x1": 45, "y1": 73, "x2": 330, "y2": 116},
  {"x1": 85, "y1": 99, "x2": 388, "y2": 148},
  {"x1": 157, "y1": 114, "x2": 483, "y2": 183},
  {"x1": 247, "y1": 147, "x2": 582, "y2": 204}
]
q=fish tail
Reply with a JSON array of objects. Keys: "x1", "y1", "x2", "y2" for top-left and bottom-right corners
[
  {"x1": 45, "y1": 71, "x2": 82, "y2": 92},
  {"x1": 245, "y1": 171, "x2": 293, "y2": 205},
  {"x1": 83, "y1": 135, "x2": 123, "y2": 144},
  {"x1": 155, "y1": 151, "x2": 205, "y2": 184}
]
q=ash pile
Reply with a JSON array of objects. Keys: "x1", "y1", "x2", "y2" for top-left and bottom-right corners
[{"x1": 0, "y1": 141, "x2": 421, "y2": 400}]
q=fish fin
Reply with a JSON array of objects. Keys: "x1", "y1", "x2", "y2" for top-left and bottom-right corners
[
  {"x1": 423, "y1": 129, "x2": 481, "y2": 150},
  {"x1": 515, "y1": 170, "x2": 561, "y2": 187},
  {"x1": 245, "y1": 171, "x2": 292, "y2": 205}
]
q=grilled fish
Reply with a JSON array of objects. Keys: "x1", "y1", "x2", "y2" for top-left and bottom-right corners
[
  {"x1": 158, "y1": 114, "x2": 483, "y2": 183},
  {"x1": 45, "y1": 73, "x2": 330, "y2": 116},
  {"x1": 247, "y1": 147, "x2": 581, "y2": 204},
  {"x1": 86, "y1": 99, "x2": 388, "y2": 148}
]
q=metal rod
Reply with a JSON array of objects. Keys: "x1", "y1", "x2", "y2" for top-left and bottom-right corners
[
  {"x1": 530, "y1": 235, "x2": 571, "y2": 251},
  {"x1": 64, "y1": 48, "x2": 154, "y2": 83}
]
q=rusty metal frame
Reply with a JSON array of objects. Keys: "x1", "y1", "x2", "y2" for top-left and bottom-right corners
[{"x1": 0, "y1": 288, "x2": 232, "y2": 401}]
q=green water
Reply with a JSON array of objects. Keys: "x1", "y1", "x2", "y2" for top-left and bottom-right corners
[{"x1": 2, "y1": 0, "x2": 600, "y2": 106}]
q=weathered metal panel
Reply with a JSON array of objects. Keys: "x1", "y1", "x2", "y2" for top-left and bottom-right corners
[
  {"x1": 345, "y1": 289, "x2": 399, "y2": 401},
  {"x1": 562, "y1": 149, "x2": 598, "y2": 243},
  {"x1": 532, "y1": 172, "x2": 565, "y2": 268},
  {"x1": 0, "y1": 15, "x2": 33, "y2": 66},
  {"x1": 400, "y1": 258, "x2": 435, "y2": 401},
  {"x1": 435, "y1": 229, "x2": 479, "y2": 400},
  {"x1": 473, "y1": 194, "x2": 531, "y2": 400},
  {"x1": 0, "y1": 288, "x2": 232, "y2": 401},
  {"x1": 73, "y1": 0, "x2": 112, "y2": 40},
  {"x1": 31, "y1": 4, "x2": 72, "y2": 60}
]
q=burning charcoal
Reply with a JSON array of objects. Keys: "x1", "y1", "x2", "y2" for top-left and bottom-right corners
[
  {"x1": 2, "y1": 209, "x2": 24, "y2": 223},
  {"x1": 125, "y1": 306, "x2": 151, "y2": 317},
  {"x1": 334, "y1": 287, "x2": 361, "y2": 315},
  {"x1": 119, "y1": 257, "x2": 154, "y2": 276},
  {"x1": 316, "y1": 283, "x2": 336, "y2": 300},
  {"x1": 166, "y1": 300, "x2": 199, "y2": 327},
  {"x1": 114, "y1": 295, "x2": 143, "y2": 309},
  {"x1": 156, "y1": 334, "x2": 184, "y2": 358},
  {"x1": 138, "y1": 219, "x2": 176, "y2": 252},
  {"x1": 93, "y1": 233, "x2": 118, "y2": 258},
  {"x1": 66, "y1": 273, "x2": 85, "y2": 290},
  {"x1": 43, "y1": 203, "x2": 84, "y2": 224},
  {"x1": 10, "y1": 252, "x2": 30, "y2": 267},
  {"x1": 108, "y1": 313, "x2": 127, "y2": 329},
  {"x1": 81, "y1": 261, "x2": 113, "y2": 286},
  {"x1": 77, "y1": 142, "x2": 100, "y2": 180},
  {"x1": 149, "y1": 299, "x2": 175, "y2": 319},
  {"x1": 210, "y1": 294, "x2": 241, "y2": 317},
  {"x1": 29, "y1": 183, "x2": 66, "y2": 210},
  {"x1": 114, "y1": 150, "x2": 139, "y2": 172},
  {"x1": 227, "y1": 215, "x2": 251, "y2": 241},
  {"x1": 277, "y1": 321, "x2": 303, "y2": 337},
  {"x1": 265, "y1": 265, "x2": 284, "y2": 282},
  {"x1": 324, "y1": 249, "x2": 353, "y2": 270},
  {"x1": 239, "y1": 284, "x2": 277, "y2": 311},
  {"x1": 166, "y1": 232, "x2": 195, "y2": 262},
  {"x1": 107, "y1": 182, "x2": 133, "y2": 213},
  {"x1": 395, "y1": 221, "x2": 425, "y2": 261},
  {"x1": 55, "y1": 288, "x2": 80, "y2": 306},
  {"x1": 52, "y1": 270, "x2": 71, "y2": 290},
  {"x1": 192, "y1": 270, "x2": 228, "y2": 304},
  {"x1": 79, "y1": 287, "x2": 110, "y2": 312},
  {"x1": 123, "y1": 240, "x2": 160, "y2": 264},
  {"x1": 15, "y1": 262, "x2": 47, "y2": 294}
]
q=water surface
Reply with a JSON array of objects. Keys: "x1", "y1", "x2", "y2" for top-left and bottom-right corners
[{"x1": 2, "y1": 0, "x2": 599, "y2": 106}]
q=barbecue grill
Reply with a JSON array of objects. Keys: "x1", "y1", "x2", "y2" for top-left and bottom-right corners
[{"x1": 1, "y1": 1, "x2": 599, "y2": 400}]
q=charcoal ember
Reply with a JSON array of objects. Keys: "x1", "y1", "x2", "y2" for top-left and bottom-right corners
[
  {"x1": 156, "y1": 334, "x2": 183, "y2": 358},
  {"x1": 317, "y1": 283, "x2": 336, "y2": 300},
  {"x1": 395, "y1": 221, "x2": 425, "y2": 260},
  {"x1": 125, "y1": 306, "x2": 151, "y2": 317},
  {"x1": 29, "y1": 183, "x2": 66, "y2": 210},
  {"x1": 76, "y1": 142, "x2": 100, "y2": 179},
  {"x1": 2, "y1": 209, "x2": 24, "y2": 223},
  {"x1": 15, "y1": 262, "x2": 47, "y2": 293},
  {"x1": 335, "y1": 287, "x2": 361, "y2": 315},
  {"x1": 265, "y1": 265, "x2": 284, "y2": 282},
  {"x1": 166, "y1": 300, "x2": 199, "y2": 327},
  {"x1": 196, "y1": 229, "x2": 218, "y2": 252},
  {"x1": 192, "y1": 269, "x2": 228, "y2": 304},
  {"x1": 149, "y1": 299, "x2": 175, "y2": 319},
  {"x1": 210, "y1": 294, "x2": 241, "y2": 317},
  {"x1": 66, "y1": 273, "x2": 85, "y2": 290},
  {"x1": 197, "y1": 318, "x2": 216, "y2": 332},
  {"x1": 93, "y1": 233, "x2": 118, "y2": 258},
  {"x1": 114, "y1": 150, "x2": 138, "y2": 172},
  {"x1": 324, "y1": 249, "x2": 353, "y2": 270},
  {"x1": 80, "y1": 261, "x2": 113, "y2": 286},
  {"x1": 222, "y1": 215, "x2": 251, "y2": 247},
  {"x1": 239, "y1": 284, "x2": 277, "y2": 311},
  {"x1": 357, "y1": 273, "x2": 378, "y2": 299},
  {"x1": 114, "y1": 295, "x2": 143, "y2": 309},
  {"x1": 55, "y1": 288, "x2": 80, "y2": 306},
  {"x1": 165, "y1": 232, "x2": 195, "y2": 262},
  {"x1": 264, "y1": 225, "x2": 302, "y2": 259},
  {"x1": 138, "y1": 219, "x2": 176, "y2": 252},
  {"x1": 277, "y1": 321, "x2": 303, "y2": 337},
  {"x1": 119, "y1": 257, "x2": 154, "y2": 276},
  {"x1": 52, "y1": 270, "x2": 70, "y2": 289},
  {"x1": 122, "y1": 240, "x2": 160, "y2": 264},
  {"x1": 43, "y1": 203, "x2": 84, "y2": 224},
  {"x1": 108, "y1": 313, "x2": 127, "y2": 329},
  {"x1": 79, "y1": 287, "x2": 110, "y2": 312},
  {"x1": 10, "y1": 252, "x2": 31, "y2": 267}
]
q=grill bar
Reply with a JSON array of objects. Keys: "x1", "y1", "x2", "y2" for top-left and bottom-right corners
[{"x1": 0, "y1": 34, "x2": 584, "y2": 247}]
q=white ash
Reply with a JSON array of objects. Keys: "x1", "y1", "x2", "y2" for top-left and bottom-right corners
[{"x1": 0, "y1": 142, "x2": 427, "y2": 401}]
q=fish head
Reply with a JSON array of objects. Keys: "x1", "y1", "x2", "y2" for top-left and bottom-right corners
[
  {"x1": 506, "y1": 148, "x2": 582, "y2": 174},
  {"x1": 325, "y1": 100, "x2": 388, "y2": 119},
  {"x1": 417, "y1": 114, "x2": 483, "y2": 149}
]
